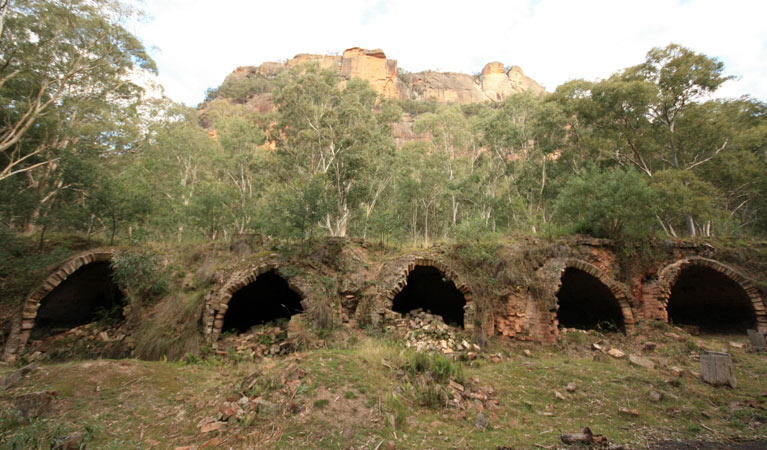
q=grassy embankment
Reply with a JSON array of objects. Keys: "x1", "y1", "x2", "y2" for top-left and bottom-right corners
[{"x1": 1, "y1": 322, "x2": 766, "y2": 449}]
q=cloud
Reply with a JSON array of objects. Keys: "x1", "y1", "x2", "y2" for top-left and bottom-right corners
[{"x1": 131, "y1": 0, "x2": 767, "y2": 106}]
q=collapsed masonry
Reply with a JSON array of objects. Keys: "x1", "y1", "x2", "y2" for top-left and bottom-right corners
[{"x1": 3, "y1": 241, "x2": 766, "y2": 361}]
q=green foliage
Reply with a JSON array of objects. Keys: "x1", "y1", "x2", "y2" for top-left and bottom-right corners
[
  {"x1": 206, "y1": 72, "x2": 275, "y2": 103},
  {"x1": 399, "y1": 351, "x2": 464, "y2": 409},
  {"x1": 0, "y1": 0, "x2": 155, "y2": 239},
  {"x1": 0, "y1": 228, "x2": 80, "y2": 306},
  {"x1": 651, "y1": 169, "x2": 722, "y2": 236},
  {"x1": 554, "y1": 167, "x2": 658, "y2": 239},
  {"x1": 271, "y1": 65, "x2": 401, "y2": 237},
  {"x1": 2, "y1": 34, "x2": 766, "y2": 246},
  {"x1": 110, "y1": 249, "x2": 169, "y2": 303},
  {"x1": 403, "y1": 351, "x2": 464, "y2": 384},
  {"x1": 312, "y1": 399, "x2": 330, "y2": 409},
  {"x1": 384, "y1": 394, "x2": 408, "y2": 430},
  {"x1": 396, "y1": 98, "x2": 439, "y2": 115}
]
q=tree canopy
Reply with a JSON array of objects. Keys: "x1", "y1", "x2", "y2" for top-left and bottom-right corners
[{"x1": 2, "y1": 32, "x2": 766, "y2": 246}]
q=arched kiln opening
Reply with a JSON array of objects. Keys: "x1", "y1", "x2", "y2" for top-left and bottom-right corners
[
  {"x1": 392, "y1": 265, "x2": 466, "y2": 327},
  {"x1": 556, "y1": 268, "x2": 625, "y2": 333},
  {"x1": 221, "y1": 270, "x2": 303, "y2": 334},
  {"x1": 667, "y1": 265, "x2": 756, "y2": 333},
  {"x1": 32, "y1": 262, "x2": 125, "y2": 339}
]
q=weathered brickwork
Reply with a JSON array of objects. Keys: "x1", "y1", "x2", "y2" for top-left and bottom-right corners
[
  {"x1": 535, "y1": 258, "x2": 636, "y2": 342},
  {"x1": 372, "y1": 256, "x2": 475, "y2": 332},
  {"x1": 644, "y1": 256, "x2": 767, "y2": 333},
  {"x1": 5, "y1": 243, "x2": 767, "y2": 361},
  {"x1": 2, "y1": 250, "x2": 115, "y2": 361},
  {"x1": 202, "y1": 260, "x2": 310, "y2": 343}
]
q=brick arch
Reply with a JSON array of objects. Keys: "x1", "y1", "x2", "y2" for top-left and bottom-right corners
[
  {"x1": 203, "y1": 263, "x2": 307, "y2": 342},
  {"x1": 544, "y1": 258, "x2": 635, "y2": 334},
  {"x1": 654, "y1": 257, "x2": 766, "y2": 332},
  {"x1": 3, "y1": 250, "x2": 116, "y2": 360},
  {"x1": 382, "y1": 257, "x2": 475, "y2": 331}
]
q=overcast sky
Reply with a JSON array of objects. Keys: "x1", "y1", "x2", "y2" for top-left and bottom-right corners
[{"x1": 130, "y1": 0, "x2": 767, "y2": 106}]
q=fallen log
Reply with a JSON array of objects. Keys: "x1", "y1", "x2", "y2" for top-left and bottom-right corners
[{"x1": 561, "y1": 427, "x2": 607, "y2": 445}]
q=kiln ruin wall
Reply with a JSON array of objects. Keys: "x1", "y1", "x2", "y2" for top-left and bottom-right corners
[{"x1": 4, "y1": 238, "x2": 766, "y2": 361}]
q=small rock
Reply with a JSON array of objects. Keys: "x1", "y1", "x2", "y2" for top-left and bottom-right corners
[
  {"x1": 2, "y1": 363, "x2": 38, "y2": 390},
  {"x1": 201, "y1": 436, "x2": 222, "y2": 448},
  {"x1": 643, "y1": 342, "x2": 658, "y2": 352},
  {"x1": 475, "y1": 411, "x2": 488, "y2": 430},
  {"x1": 669, "y1": 366, "x2": 684, "y2": 377},
  {"x1": 618, "y1": 407, "x2": 640, "y2": 416},
  {"x1": 629, "y1": 354, "x2": 655, "y2": 370},
  {"x1": 665, "y1": 378, "x2": 682, "y2": 387},
  {"x1": 52, "y1": 432, "x2": 84, "y2": 450},
  {"x1": 566, "y1": 382, "x2": 577, "y2": 393},
  {"x1": 729, "y1": 342, "x2": 745, "y2": 349},
  {"x1": 607, "y1": 348, "x2": 625, "y2": 359},
  {"x1": 649, "y1": 391, "x2": 663, "y2": 402},
  {"x1": 254, "y1": 399, "x2": 276, "y2": 415},
  {"x1": 555, "y1": 391, "x2": 566, "y2": 400},
  {"x1": 592, "y1": 342, "x2": 603, "y2": 351},
  {"x1": 218, "y1": 402, "x2": 239, "y2": 421},
  {"x1": 523, "y1": 349, "x2": 532, "y2": 357},
  {"x1": 14, "y1": 390, "x2": 56, "y2": 419},
  {"x1": 200, "y1": 421, "x2": 224, "y2": 433}
]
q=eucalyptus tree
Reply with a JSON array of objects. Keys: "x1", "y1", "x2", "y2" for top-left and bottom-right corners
[
  {"x1": 0, "y1": 0, "x2": 155, "y2": 232},
  {"x1": 272, "y1": 65, "x2": 399, "y2": 237},
  {"x1": 548, "y1": 44, "x2": 763, "y2": 237},
  {"x1": 414, "y1": 104, "x2": 473, "y2": 228}
]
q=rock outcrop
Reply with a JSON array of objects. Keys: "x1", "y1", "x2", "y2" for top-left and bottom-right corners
[
  {"x1": 227, "y1": 47, "x2": 398, "y2": 99},
  {"x1": 398, "y1": 62, "x2": 544, "y2": 103},
  {"x1": 340, "y1": 47, "x2": 398, "y2": 98},
  {"x1": 216, "y1": 47, "x2": 544, "y2": 105}
]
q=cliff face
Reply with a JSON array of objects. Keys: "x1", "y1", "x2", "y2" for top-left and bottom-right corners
[
  {"x1": 398, "y1": 62, "x2": 545, "y2": 103},
  {"x1": 219, "y1": 47, "x2": 544, "y2": 105}
]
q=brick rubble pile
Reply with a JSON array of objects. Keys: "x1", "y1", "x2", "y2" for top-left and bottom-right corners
[
  {"x1": 392, "y1": 309, "x2": 481, "y2": 355},
  {"x1": 218, "y1": 324, "x2": 295, "y2": 359}
]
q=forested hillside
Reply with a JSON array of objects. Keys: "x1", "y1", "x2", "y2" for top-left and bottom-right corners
[{"x1": 2, "y1": 0, "x2": 766, "y2": 249}]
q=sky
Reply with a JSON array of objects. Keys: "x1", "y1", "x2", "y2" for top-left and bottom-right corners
[{"x1": 130, "y1": 0, "x2": 767, "y2": 106}]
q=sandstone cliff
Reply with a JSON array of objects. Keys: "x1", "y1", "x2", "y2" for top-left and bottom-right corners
[
  {"x1": 215, "y1": 47, "x2": 544, "y2": 106},
  {"x1": 398, "y1": 62, "x2": 544, "y2": 103}
]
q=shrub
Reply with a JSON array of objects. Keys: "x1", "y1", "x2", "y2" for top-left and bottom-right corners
[
  {"x1": 553, "y1": 166, "x2": 658, "y2": 240},
  {"x1": 404, "y1": 352, "x2": 464, "y2": 384},
  {"x1": 110, "y1": 249, "x2": 169, "y2": 303}
]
